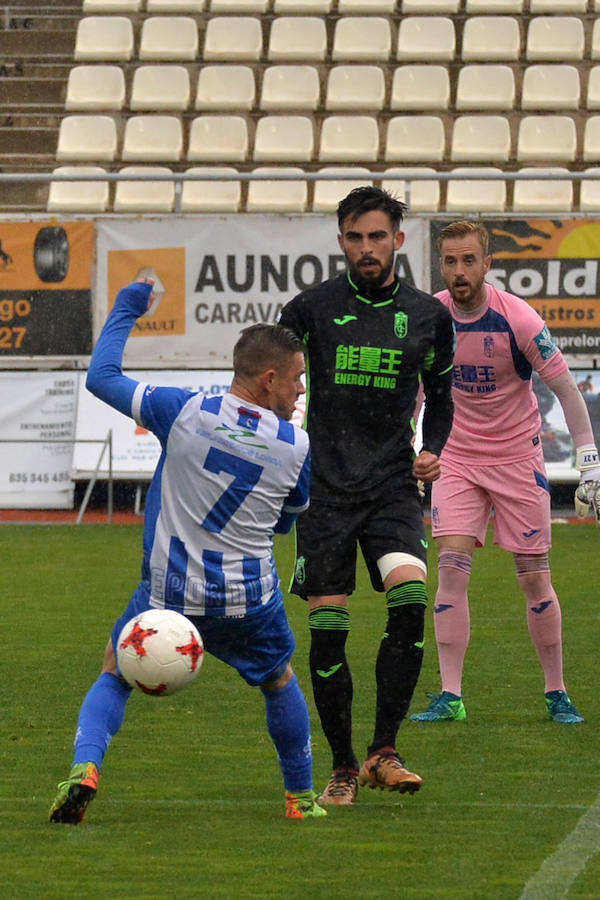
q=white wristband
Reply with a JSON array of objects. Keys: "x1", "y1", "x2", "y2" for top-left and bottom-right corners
[{"x1": 576, "y1": 444, "x2": 600, "y2": 471}]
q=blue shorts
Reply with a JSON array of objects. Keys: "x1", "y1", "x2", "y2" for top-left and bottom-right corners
[{"x1": 111, "y1": 583, "x2": 295, "y2": 688}]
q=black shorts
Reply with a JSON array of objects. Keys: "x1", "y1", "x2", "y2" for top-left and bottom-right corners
[{"x1": 290, "y1": 480, "x2": 427, "y2": 599}]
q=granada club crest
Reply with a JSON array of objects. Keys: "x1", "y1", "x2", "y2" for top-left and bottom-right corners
[{"x1": 394, "y1": 311, "x2": 408, "y2": 338}]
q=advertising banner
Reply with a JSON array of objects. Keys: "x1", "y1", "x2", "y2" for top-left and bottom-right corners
[
  {"x1": 0, "y1": 220, "x2": 94, "y2": 360},
  {"x1": 95, "y1": 215, "x2": 428, "y2": 368},
  {"x1": 430, "y1": 219, "x2": 600, "y2": 355},
  {"x1": 0, "y1": 371, "x2": 78, "y2": 508},
  {"x1": 73, "y1": 371, "x2": 233, "y2": 477}
]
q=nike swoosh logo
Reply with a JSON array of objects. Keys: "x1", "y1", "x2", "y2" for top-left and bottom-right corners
[
  {"x1": 531, "y1": 600, "x2": 553, "y2": 614},
  {"x1": 434, "y1": 603, "x2": 454, "y2": 613},
  {"x1": 522, "y1": 529, "x2": 540, "y2": 538},
  {"x1": 333, "y1": 315, "x2": 358, "y2": 325},
  {"x1": 414, "y1": 641, "x2": 424, "y2": 648},
  {"x1": 420, "y1": 539, "x2": 428, "y2": 548},
  {"x1": 316, "y1": 663, "x2": 343, "y2": 678}
]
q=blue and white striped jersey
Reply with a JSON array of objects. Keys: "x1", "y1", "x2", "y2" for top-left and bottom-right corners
[{"x1": 87, "y1": 282, "x2": 310, "y2": 619}]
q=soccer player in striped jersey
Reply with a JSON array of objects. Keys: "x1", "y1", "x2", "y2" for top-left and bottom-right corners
[
  {"x1": 412, "y1": 220, "x2": 599, "y2": 725},
  {"x1": 279, "y1": 187, "x2": 455, "y2": 804},
  {"x1": 49, "y1": 278, "x2": 326, "y2": 824}
]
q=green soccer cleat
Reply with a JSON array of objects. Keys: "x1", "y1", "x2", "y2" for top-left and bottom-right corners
[
  {"x1": 545, "y1": 690, "x2": 585, "y2": 724},
  {"x1": 49, "y1": 762, "x2": 100, "y2": 824},
  {"x1": 285, "y1": 789, "x2": 328, "y2": 819},
  {"x1": 410, "y1": 691, "x2": 467, "y2": 722}
]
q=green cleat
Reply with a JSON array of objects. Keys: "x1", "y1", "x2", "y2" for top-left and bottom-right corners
[
  {"x1": 545, "y1": 690, "x2": 584, "y2": 724},
  {"x1": 410, "y1": 691, "x2": 466, "y2": 722},
  {"x1": 49, "y1": 762, "x2": 99, "y2": 824},
  {"x1": 285, "y1": 789, "x2": 328, "y2": 819}
]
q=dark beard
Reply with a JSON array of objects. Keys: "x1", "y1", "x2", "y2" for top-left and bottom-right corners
[{"x1": 348, "y1": 257, "x2": 396, "y2": 298}]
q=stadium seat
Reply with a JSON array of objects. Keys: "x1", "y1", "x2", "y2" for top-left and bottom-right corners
[
  {"x1": 188, "y1": 115, "x2": 249, "y2": 161},
  {"x1": 526, "y1": 17, "x2": 584, "y2": 61},
  {"x1": 587, "y1": 67, "x2": 600, "y2": 109},
  {"x1": 332, "y1": 17, "x2": 392, "y2": 61},
  {"x1": 445, "y1": 167, "x2": 507, "y2": 212},
  {"x1": 180, "y1": 166, "x2": 241, "y2": 211},
  {"x1": 529, "y1": 0, "x2": 586, "y2": 10},
  {"x1": 273, "y1": 0, "x2": 332, "y2": 11},
  {"x1": 65, "y1": 65, "x2": 126, "y2": 111},
  {"x1": 147, "y1": 0, "x2": 205, "y2": 9},
  {"x1": 401, "y1": 0, "x2": 460, "y2": 10},
  {"x1": 451, "y1": 115, "x2": 511, "y2": 162},
  {"x1": 512, "y1": 167, "x2": 573, "y2": 211},
  {"x1": 195, "y1": 66, "x2": 256, "y2": 110},
  {"x1": 385, "y1": 115, "x2": 445, "y2": 162},
  {"x1": 390, "y1": 65, "x2": 450, "y2": 110},
  {"x1": 583, "y1": 116, "x2": 600, "y2": 161},
  {"x1": 381, "y1": 167, "x2": 441, "y2": 211},
  {"x1": 74, "y1": 16, "x2": 134, "y2": 61},
  {"x1": 203, "y1": 17, "x2": 263, "y2": 61},
  {"x1": 396, "y1": 17, "x2": 455, "y2": 62},
  {"x1": 517, "y1": 115, "x2": 577, "y2": 162},
  {"x1": 579, "y1": 168, "x2": 600, "y2": 211},
  {"x1": 312, "y1": 167, "x2": 373, "y2": 211},
  {"x1": 140, "y1": 17, "x2": 199, "y2": 61},
  {"x1": 113, "y1": 166, "x2": 175, "y2": 211},
  {"x1": 122, "y1": 115, "x2": 184, "y2": 161},
  {"x1": 319, "y1": 115, "x2": 380, "y2": 161},
  {"x1": 56, "y1": 115, "x2": 118, "y2": 161},
  {"x1": 268, "y1": 17, "x2": 327, "y2": 61},
  {"x1": 83, "y1": 0, "x2": 141, "y2": 10},
  {"x1": 456, "y1": 65, "x2": 515, "y2": 110},
  {"x1": 261, "y1": 66, "x2": 321, "y2": 110},
  {"x1": 47, "y1": 166, "x2": 110, "y2": 213},
  {"x1": 210, "y1": 0, "x2": 269, "y2": 11},
  {"x1": 246, "y1": 167, "x2": 308, "y2": 211},
  {"x1": 521, "y1": 65, "x2": 580, "y2": 110},
  {"x1": 253, "y1": 115, "x2": 314, "y2": 161},
  {"x1": 326, "y1": 66, "x2": 385, "y2": 110},
  {"x1": 592, "y1": 21, "x2": 600, "y2": 60},
  {"x1": 131, "y1": 66, "x2": 191, "y2": 111},
  {"x1": 461, "y1": 16, "x2": 521, "y2": 61},
  {"x1": 339, "y1": 0, "x2": 396, "y2": 11},
  {"x1": 465, "y1": 0, "x2": 523, "y2": 10}
]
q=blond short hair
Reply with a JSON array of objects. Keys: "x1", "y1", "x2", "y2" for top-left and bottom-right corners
[{"x1": 436, "y1": 220, "x2": 490, "y2": 256}]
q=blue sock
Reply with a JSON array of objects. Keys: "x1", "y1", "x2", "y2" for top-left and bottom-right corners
[
  {"x1": 261, "y1": 674, "x2": 313, "y2": 793},
  {"x1": 73, "y1": 672, "x2": 132, "y2": 769}
]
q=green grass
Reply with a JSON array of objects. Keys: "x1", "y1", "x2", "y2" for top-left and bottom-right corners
[{"x1": 1, "y1": 523, "x2": 599, "y2": 899}]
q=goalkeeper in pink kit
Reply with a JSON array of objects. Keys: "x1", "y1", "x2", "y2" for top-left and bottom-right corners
[{"x1": 412, "y1": 220, "x2": 600, "y2": 725}]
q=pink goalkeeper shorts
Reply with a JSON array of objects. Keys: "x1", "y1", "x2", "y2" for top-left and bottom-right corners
[{"x1": 430, "y1": 448, "x2": 552, "y2": 554}]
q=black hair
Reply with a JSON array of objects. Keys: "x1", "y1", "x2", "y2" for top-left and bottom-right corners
[
  {"x1": 233, "y1": 323, "x2": 304, "y2": 379},
  {"x1": 337, "y1": 186, "x2": 407, "y2": 231}
]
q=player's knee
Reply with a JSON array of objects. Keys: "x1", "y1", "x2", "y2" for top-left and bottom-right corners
[
  {"x1": 438, "y1": 547, "x2": 472, "y2": 575},
  {"x1": 378, "y1": 552, "x2": 426, "y2": 584},
  {"x1": 385, "y1": 581, "x2": 427, "y2": 644}
]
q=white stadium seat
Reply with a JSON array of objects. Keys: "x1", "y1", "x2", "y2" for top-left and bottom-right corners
[
  {"x1": 74, "y1": 16, "x2": 134, "y2": 61},
  {"x1": 391, "y1": 65, "x2": 450, "y2": 110},
  {"x1": 385, "y1": 115, "x2": 446, "y2": 162},
  {"x1": 47, "y1": 166, "x2": 110, "y2": 213},
  {"x1": 381, "y1": 167, "x2": 441, "y2": 211},
  {"x1": 139, "y1": 17, "x2": 199, "y2": 61},
  {"x1": 451, "y1": 115, "x2": 511, "y2": 162},
  {"x1": 526, "y1": 17, "x2": 584, "y2": 61},
  {"x1": 319, "y1": 115, "x2": 380, "y2": 161},
  {"x1": 332, "y1": 17, "x2": 392, "y2": 61},
  {"x1": 131, "y1": 66, "x2": 191, "y2": 111},
  {"x1": 147, "y1": 0, "x2": 205, "y2": 9},
  {"x1": 56, "y1": 115, "x2": 118, "y2": 161},
  {"x1": 579, "y1": 168, "x2": 600, "y2": 211},
  {"x1": 583, "y1": 116, "x2": 600, "y2": 161},
  {"x1": 195, "y1": 66, "x2": 256, "y2": 111},
  {"x1": 246, "y1": 167, "x2": 308, "y2": 211},
  {"x1": 180, "y1": 166, "x2": 241, "y2": 211},
  {"x1": 512, "y1": 167, "x2": 573, "y2": 211},
  {"x1": 66, "y1": 65, "x2": 126, "y2": 110},
  {"x1": 326, "y1": 66, "x2": 385, "y2": 110},
  {"x1": 312, "y1": 166, "x2": 373, "y2": 211},
  {"x1": 456, "y1": 65, "x2": 515, "y2": 110},
  {"x1": 122, "y1": 115, "x2": 184, "y2": 161},
  {"x1": 521, "y1": 65, "x2": 580, "y2": 111},
  {"x1": 462, "y1": 16, "x2": 521, "y2": 61},
  {"x1": 517, "y1": 115, "x2": 577, "y2": 162},
  {"x1": 268, "y1": 17, "x2": 327, "y2": 61},
  {"x1": 261, "y1": 66, "x2": 321, "y2": 110},
  {"x1": 397, "y1": 17, "x2": 455, "y2": 61},
  {"x1": 253, "y1": 115, "x2": 315, "y2": 161},
  {"x1": 446, "y1": 167, "x2": 507, "y2": 212},
  {"x1": 113, "y1": 166, "x2": 175, "y2": 211},
  {"x1": 188, "y1": 115, "x2": 249, "y2": 161}
]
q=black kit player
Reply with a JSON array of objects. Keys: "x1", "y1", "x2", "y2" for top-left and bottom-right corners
[{"x1": 278, "y1": 186, "x2": 455, "y2": 805}]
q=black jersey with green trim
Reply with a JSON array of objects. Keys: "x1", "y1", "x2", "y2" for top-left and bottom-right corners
[{"x1": 279, "y1": 273, "x2": 455, "y2": 499}]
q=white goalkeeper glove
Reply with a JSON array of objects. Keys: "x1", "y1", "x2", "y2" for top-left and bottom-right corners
[{"x1": 574, "y1": 445, "x2": 600, "y2": 525}]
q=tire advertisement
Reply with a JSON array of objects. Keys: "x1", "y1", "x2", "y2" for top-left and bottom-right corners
[
  {"x1": 0, "y1": 220, "x2": 93, "y2": 359},
  {"x1": 95, "y1": 215, "x2": 428, "y2": 368},
  {"x1": 430, "y1": 218, "x2": 600, "y2": 356}
]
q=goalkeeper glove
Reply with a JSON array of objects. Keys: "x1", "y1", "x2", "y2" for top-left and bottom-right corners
[{"x1": 574, "y1": 445, "x2": 600, "y2": 525}]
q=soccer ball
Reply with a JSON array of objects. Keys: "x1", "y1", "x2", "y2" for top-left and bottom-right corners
[{"x1": 116, "y1": 608, "x2": 204, "y2": 696}]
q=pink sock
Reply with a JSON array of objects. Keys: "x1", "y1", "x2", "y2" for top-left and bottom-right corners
[
  {"x1": 516, "y1": 557, "x2": 565, "y2": 693},
  {"x1": 435, "y1": 549, "x2": 472, "y2": 697}
]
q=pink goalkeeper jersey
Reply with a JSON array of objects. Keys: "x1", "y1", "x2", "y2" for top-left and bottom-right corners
[{"x1": 435, "y1": 283, "x2": 568, "y2": 464}]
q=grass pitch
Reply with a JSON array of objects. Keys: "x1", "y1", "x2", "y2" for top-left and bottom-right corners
[{"x1": 1, "y1": 523, "x2": 598, "y2": 899}]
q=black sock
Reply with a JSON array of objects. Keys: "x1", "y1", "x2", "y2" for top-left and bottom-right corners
[
  {"x1": 368, "y1": 582, "x2": 426, "y2": 757},
  {"x1": 309, "y1": 606, "x2": 358, "y2": 771}
]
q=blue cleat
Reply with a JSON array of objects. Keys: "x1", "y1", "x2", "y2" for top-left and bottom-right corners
[
  {"x1": 410, "y1": 691, "x2": 466, "y2": 722},
  {"x1": 545, "y1": 690, "x2": 584, "y2": 724}
]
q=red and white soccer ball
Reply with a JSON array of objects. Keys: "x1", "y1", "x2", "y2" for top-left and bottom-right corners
[{"x1": 117, "y1": 608, "x2": 204, "y2": 696}]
